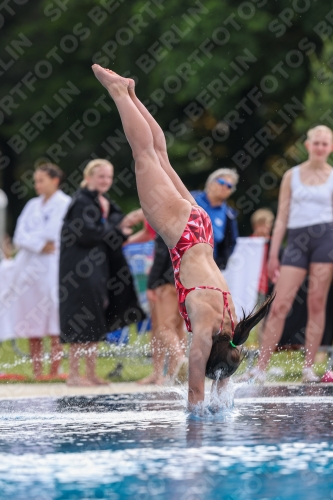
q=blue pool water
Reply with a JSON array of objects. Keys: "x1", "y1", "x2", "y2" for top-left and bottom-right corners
[{"x1": 0, "y1": 387, "x2": 333, "y2": 499}]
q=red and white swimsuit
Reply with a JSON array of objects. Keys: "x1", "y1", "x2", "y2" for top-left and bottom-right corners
[{"x1": 169, "y1": 205, "x2": 235, "y2": 334}]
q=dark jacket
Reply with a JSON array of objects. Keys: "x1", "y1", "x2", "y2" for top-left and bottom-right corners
[
  {"x1": 59, "y1": 188, "x2": 145, "y2": 344},
  {"x1": 214, "y1": 205, "x2": 239, "y2": 270}
]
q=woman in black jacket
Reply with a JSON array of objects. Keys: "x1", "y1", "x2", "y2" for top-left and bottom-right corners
[{"x1": 59, "y1": 159, "x2": 144, "y2": 386}]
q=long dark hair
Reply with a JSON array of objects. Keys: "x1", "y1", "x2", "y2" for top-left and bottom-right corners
[{"x1": 205, "y1": 294, "x2": 275, "y2": 380}]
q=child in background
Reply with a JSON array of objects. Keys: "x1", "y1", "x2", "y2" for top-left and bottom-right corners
[
  {"x1": 250, "y1": 209, "x2": 275, "y2": 345},
  {"x1": 251, "y1": 209, "x2": 275, "y2": 301}
]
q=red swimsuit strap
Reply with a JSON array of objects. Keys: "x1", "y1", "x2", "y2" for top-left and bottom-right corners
[{"x1": 184, "y1": 286, "x2": 235, "y2": 336}]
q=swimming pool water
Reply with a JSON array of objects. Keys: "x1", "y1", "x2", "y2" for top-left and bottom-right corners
[{"x1": 0, "y1": 388, "x2": 333, "y2": 500}]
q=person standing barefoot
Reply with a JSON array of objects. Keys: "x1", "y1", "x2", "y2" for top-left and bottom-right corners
[
  {"x1": 249, "y1": 126, "x2": 333, "y2": 383},
  {"x1": 60, "y1": 159, "x2": 144, "y2": 386},
  {"x1": 10, "y1": 164, "x2": 70, "y2": 380}
]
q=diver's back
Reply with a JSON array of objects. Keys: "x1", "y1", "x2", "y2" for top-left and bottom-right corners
[{"x1": 180, "y1": 243, "x2": 228, "y2": 291}]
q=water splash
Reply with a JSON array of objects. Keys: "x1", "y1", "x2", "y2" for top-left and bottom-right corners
[{"x1": 168, "y1": 373, "x2": 239, "y2": 420}]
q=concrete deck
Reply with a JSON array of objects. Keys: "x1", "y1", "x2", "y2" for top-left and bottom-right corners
[
  {"x1": 0, "y1": 382, "x2": 159, "y2": 400},
  {"x1": 0, "y1": 381, "x2": 332, "y2": 400}
]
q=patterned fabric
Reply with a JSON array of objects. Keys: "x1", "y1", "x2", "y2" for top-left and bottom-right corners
[{"x1": 169, "y1": 205, "x2": 235, "y2": 333}]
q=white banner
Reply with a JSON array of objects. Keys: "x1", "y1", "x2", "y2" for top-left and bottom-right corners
[{"x1": 222, "y1": 237, "x2": 266, "y2": 320}]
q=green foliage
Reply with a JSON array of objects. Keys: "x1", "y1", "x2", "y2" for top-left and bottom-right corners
[
  {"x1": 294, "y1": 39, "x2": 333, "y2": 162},
  {"x1": 0, "y1": 336, "x2": 327, "y2": 384},
  {"x1": 0, "y1": 331, "x2": 152, "y2": 382},
  {"x1": 0, "y1": 0, "x2": 332, "y2": 231}
]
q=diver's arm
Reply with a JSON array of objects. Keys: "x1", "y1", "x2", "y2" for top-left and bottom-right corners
[{"x1": 188, "y1": 328, "x2": 212, "y2": 410}]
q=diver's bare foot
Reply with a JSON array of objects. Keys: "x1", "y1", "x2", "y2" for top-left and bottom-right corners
[
  {"x1": 87, "y1": 375, "x2": 109, "y2": 386},
  {"x1": 137, "y1": 372, "x2": 161, "y2": 385},
  {"x1": 128, "y1": 78, "x2": 135, "y2": 93},
  {"x1": 66, "y1": 376, "x2": 94, "y2": 387},
  {"x1": 155, "y1": 375, "x2": 167, "y2": 386},
  {"x1": 91, "y1": 64, "x2": 128, "y2": 97}
]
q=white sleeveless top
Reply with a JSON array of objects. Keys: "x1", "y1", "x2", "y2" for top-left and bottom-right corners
[{"x1": 287, "y1": 166, "x2": 333, "y2": 229}]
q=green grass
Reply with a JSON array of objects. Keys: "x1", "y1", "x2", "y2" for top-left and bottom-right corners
[
  {"x1": 238, "y1": 326, "x2": 329, "y2": 382},
  {"x1": 0, "y1": 328, "x2": 153, "y2": 383},
  {"x1": 237, "y1": 350, "x2": 328, "y2": 382},
  {"x1": 0, "y1": 326, "x2": 329, "y2": 383}
]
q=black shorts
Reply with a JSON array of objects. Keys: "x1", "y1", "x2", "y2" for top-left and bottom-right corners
[
  {"x1": 147, "y1": 234, "x2": 174, "y2": 290},
  {"x1": 281, "y1": 222, "x2": 333, "y2": 269}
]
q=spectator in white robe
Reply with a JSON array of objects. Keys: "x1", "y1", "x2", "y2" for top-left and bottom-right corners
[{"x1": 9, "y1": 163, "x2": 70, "y2": 379}]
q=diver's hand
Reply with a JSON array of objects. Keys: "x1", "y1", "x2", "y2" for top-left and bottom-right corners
[
  {"x1": 41, "y1": 241, "x2": 55, "y2": 254},
  {"x1": 268, "y1": 255, "x2": 280, "y2": 284}
]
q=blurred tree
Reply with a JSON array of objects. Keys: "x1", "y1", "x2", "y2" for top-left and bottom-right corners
[
  {"x1": 0, "y1": 0, "x2": 330, "y2": 233},
  {"x1": 293, "y1": 39, "x2": 333, "y2": 166}
]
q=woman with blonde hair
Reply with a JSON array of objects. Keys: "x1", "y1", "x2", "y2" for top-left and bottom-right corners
[
  {"x1": 59, "y1": 159, "x2": 144, "y2": 386},
  {"x1": 249, "y1": 125, "x2": 333, "y2": 382}
]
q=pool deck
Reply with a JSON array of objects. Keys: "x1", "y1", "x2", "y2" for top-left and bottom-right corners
[
  {"x1": 0, "y1": 382, "x2": 158, "y2": 400},
  {"x1": 0, "y1": 382, "x2": 332, "y2": 399}
]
